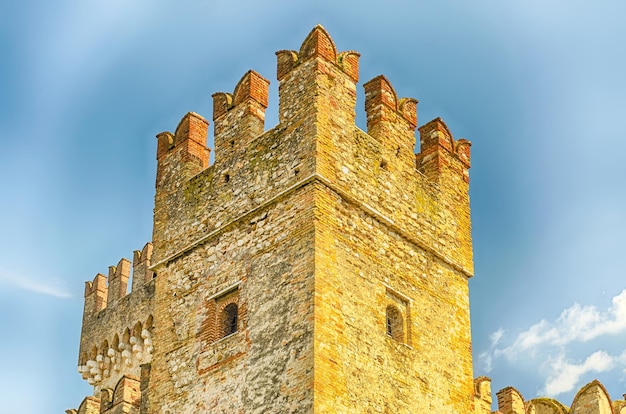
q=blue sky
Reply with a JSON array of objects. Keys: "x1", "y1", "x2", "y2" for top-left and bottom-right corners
[{"x1": 1, "y1": 1, "x2": 625, "y2": 412}]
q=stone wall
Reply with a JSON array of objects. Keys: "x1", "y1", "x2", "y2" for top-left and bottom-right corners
[
  {"x1": 68, "y1": 23, "x2": 475, "y2": 414},
  {"x1": 78, "y1": 243, "x2": 155, "y2": 394},
  {"x1": 68, "y1": 24, "x2": 623, "y2": 414},
  {"x1": 474, "y1": 378, "x2": 626, "y2": 414}
]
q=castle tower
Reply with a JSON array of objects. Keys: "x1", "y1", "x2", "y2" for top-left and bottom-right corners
[
  {"x1": 74, "y1": 242, "x2": 155, "y2": 414},
  {"x1": 69, "y1": 25, "x2": 475, "y2": 413}
]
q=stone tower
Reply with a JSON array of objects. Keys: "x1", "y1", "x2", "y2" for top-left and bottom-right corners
[{"x1": 69, "y1": 25, "x2": 476, "y2": 413}]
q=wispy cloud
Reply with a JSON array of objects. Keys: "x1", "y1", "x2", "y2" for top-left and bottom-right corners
[
  {"x1": 497, "y1": 290, "x2": 626, "y2": 359},
  {"x1": 478, "y1": 328, "x2": 505, "y2": 373},
  {"x1": 0, "y1": 273, "x2": 71, "y2": 298},
  {"x1": 479, "y1": 289, "x2": 626, "y2": 396},
  {"x1": 544, "y1": 351, "x2": 614, "y2": 396},
  {"x1": 490, "y1": 328, "x2": 505, "y2": 346}
]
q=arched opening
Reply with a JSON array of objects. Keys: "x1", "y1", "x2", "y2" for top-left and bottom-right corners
[
  {"x1": 144, "y1": 315, "x2": 153, "y2": 331},
  {"x1": 222, "y1": 303, "x2": 238, "y2": 337},
  {"x1": 111, "y1": 334, "x2": 120, "y2": 351},
  {"x1": 90, "y1": 346, "x2": 98, "y2": 361},
  {"x1": 101, "y1": 340, "x2": 111, "y2": 379},
  {"x1": 386, "y1": 305, "x2": 403, "y2": 342},
  {"x1": 132, "y1": 322, "x2": 143, "y2": 339},
  {"x1": 131, "y1": 322, "x2": 143, "y2": 351},
  {"x1": 122, "y1": 328, "x2": 131, "y2": 349}
]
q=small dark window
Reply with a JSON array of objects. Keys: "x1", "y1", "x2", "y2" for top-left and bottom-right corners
[
  {"x1": 222, "y1": 303, "x2": 238, "y2": 337},
  {"x1": 386, "y1": 305, "x2": 403, "y2": 342}
]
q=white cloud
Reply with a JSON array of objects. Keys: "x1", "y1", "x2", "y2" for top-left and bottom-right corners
[
  {"x1": 0, "y1": 273, "x2": 71, "y2": 299},
  {"x1": 479, "y1": 351, "x2": 494, "y2": 373},
  {"x1": 478, "y1": 328, "x2": 505, "y2": 373},
  {"x1": 544, "y1": 351, "x2": 614, "y2": 396},
  {"x1": 490, "y1": 328, "x2": 504, "y2": 347},
  {"x1": 495, "y1": 290, "x2": 626, "y2": 359},
  {"x1": 479, "y1": 290, "x2": 626, "y2": 396}
]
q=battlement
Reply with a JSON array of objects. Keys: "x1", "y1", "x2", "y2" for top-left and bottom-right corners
[
  {"x1": 152, "y1": 25, "x2": 470, "y2": 191},
  {"x1": 417, "y1": 117, "x2": 471, "y2": 182},
  {"x1": 275, "y1": 24, "x2": 359, "y2": 82},
  {"x1": 212, "y1": 70, "x2": 270, "y2": 163},
  {"x1": 363, "y1": 75, "x2": 418, "y2": 167},
  {"x1": 83, "y1": 242, "x2": 154, "y2": 317},
  {"x1": 149, "y1": 25, "x2": 473, "y2": 273},
  {"x1": 474, "y1": 378, "x2": 626, "y2": 414},
  {"x1": 67, "y1": 375, "x2": 142, "y2": 414},
  {"x1": 156, "y1": 111, "x2": 210, "y2": 165}
]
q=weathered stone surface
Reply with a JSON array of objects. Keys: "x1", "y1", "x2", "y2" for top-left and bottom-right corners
[
  {"x1": 67, "y1": 24, "x2": 623, "y2": 414},
  {"x1": 478, "y1": 380, "x2": 626, "y2": 414},
  {"x1": 78, "y1": 243, "x2": 155, "y2": 395}
]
